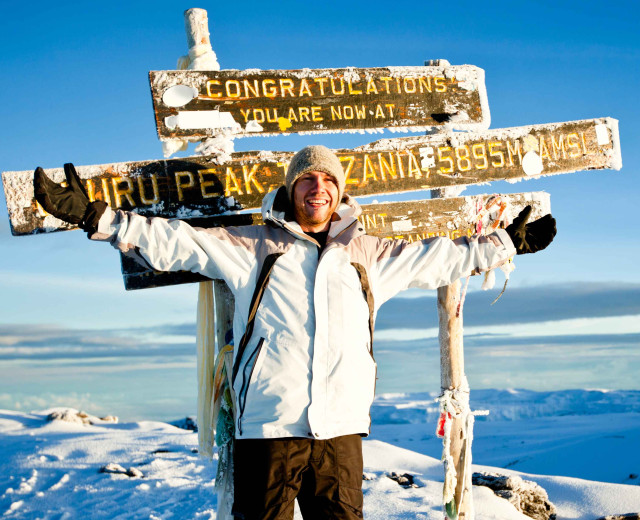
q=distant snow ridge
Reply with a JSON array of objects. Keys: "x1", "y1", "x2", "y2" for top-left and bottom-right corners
[{"x1": 370, "y1": 389, "x2": 640, "y2": 424}]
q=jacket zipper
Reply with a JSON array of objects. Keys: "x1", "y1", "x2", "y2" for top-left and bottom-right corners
[{"x1": 237, "y1": 337, "x2": 265, "y2": 435}]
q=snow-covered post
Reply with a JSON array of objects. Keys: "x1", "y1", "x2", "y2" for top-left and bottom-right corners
[
  {"x1": 427, "y1": 57, "x2": 473, "y2": 520},
  {"x1": 178, "y1": 9, "x2": 235, "y2": 519}
]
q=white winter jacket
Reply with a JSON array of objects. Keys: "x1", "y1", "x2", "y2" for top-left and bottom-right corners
[{"x1": 94, "y1": 187, "x2": 516, "y2": 440}]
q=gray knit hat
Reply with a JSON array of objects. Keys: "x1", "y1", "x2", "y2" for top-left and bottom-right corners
[{"x1": 285, "y1": 145, "x2": 346, "y2": 202}]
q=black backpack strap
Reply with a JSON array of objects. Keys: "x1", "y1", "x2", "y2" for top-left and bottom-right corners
[
  {"x1": 351, "y1": 262, "x2": 375, "y2": 359},
  {"x1": 231, "y1": 252, "x2": 284, "y2": 385}
]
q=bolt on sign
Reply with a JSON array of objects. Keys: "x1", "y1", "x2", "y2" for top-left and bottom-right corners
[
  {"x1": 2, "y1": 118, "x2": 619, "y2": 237},
  {"x1": 121, "y1": 191, "x2": 550, "y2": 290},
  {"x1": 149, "y1": 65, "x2": 490, "y2": 140}
]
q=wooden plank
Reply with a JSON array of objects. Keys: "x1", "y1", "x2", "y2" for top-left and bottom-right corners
[
  {"x1": 122, "y1": 191, "x2": 550, "y2": 290},
  {"x1": 149, "y1": 65, "x2": 489, "y2": 140},
  {"x1": 2, "y1": 118, "x2": 618, "y2": 236}
]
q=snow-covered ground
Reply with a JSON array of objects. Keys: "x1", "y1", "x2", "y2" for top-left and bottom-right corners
[{"x1": 1, "y1": 389, "x2": 639, "y2": 519}]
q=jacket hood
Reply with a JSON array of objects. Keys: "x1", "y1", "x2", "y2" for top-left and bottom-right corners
[{"x1": 261, "y1": 186, "x2": 362, "y2": 238}]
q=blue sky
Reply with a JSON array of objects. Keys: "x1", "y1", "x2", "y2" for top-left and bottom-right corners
[{"x1": 1, "y1": 0, "x2": 638, "y2": 419}]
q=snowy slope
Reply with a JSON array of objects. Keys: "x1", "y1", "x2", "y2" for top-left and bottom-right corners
[{"x1": 1, "y1": 389, "x2": 639, "y2": 519}]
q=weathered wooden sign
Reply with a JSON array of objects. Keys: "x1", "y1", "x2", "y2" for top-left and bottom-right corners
[
  {"x1": 149, "y1": 65, "x2": 490, "y2": 139},
  {"x1": 122, "y1": 191, "x2": 550, "y2": 290},
  {"x1": 2, "y1": 118, "x2": 619, "y2": 237}
]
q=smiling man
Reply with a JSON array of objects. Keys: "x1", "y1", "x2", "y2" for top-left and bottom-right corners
[{"x1": 34, "y1": 145, "x2": 556, "y2": 520}]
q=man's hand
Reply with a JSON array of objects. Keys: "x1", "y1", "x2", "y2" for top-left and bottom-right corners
[
  {"x1": 34, "y1": 163, "x2": 108, "y2": 234},
  {"x1": 506, "y1": 205, "x2": 557, "y2": 255}
]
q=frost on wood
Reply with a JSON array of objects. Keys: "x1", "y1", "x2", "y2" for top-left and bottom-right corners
[
  {"x1": 121, "y1": 191, "x2": 550, "y2": 290},
  {"x1": 473, "y1": 472, "x2": 557, "y2": 520},
  {"x1": 3, "y1": 118, "x2": 615, "y2": 236},
  {"x1": 148, "y1": 65, "x2": 490, "y2": 139}
]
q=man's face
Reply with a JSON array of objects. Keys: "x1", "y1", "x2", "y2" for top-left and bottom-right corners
[{"x1": 292, "y1": 171, "x2": 340, "y2": 233}]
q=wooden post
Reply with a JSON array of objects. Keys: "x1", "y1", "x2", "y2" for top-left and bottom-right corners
[
  {"x1": 181, "y1": 7, "x2": 236, "y2": 430},
  {"x1": 432, "y1": 179, "x2": 472, "y2": 516}
]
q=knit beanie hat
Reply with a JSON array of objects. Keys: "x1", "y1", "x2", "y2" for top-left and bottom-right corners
[{"x1": 285, "y1": 145, "x2": 346, "y2": 202}]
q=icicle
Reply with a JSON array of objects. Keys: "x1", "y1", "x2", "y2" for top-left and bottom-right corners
[
  {"x1": 196, "y1": 281, "x2": 216, "y2": 458},
  {"x1": 456, "y1": 276, "x2": 470, "y2": 318}
]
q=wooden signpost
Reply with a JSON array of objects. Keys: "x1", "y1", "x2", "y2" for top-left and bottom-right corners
[
  {"x1": 149, "y1": 65, "x2": 490, "y2": 139},
  {"x1": 2, "y1": 118, "x2": 619, "y2": 237},
  {"x1": 0, "y1": 7, "x2": 624, "y2": 520}
]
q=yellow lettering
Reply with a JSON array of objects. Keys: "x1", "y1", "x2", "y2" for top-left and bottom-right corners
[
  {"x1": 378, "y1": 153, "x2": 397, "y2": 181},
  {"x1": 253, "y1": 108, "x2": 265, "y2": 123},
  {"x1": 242, "y1": 79, "x2": 260, "y2": 98},
  {"x1": 224, "y1": 167, "x2": 243, "y2": 196},
  {"x1": 348, "y1": 80, "x2": 362, "y2": 95},
  {"x1": 364, "y1": 214, "x2": 377, "y2": 228},
  {"x1": 506, "y1": 140, "x2": 522, "y2": 166},
  {"x1": 175, "y1": 171, "x2": 195, "y2": 202},
  {"x1": 206, "y1": 79, "x2": 222, "y2": 98},
  {"x1": 299, "y1": 78, "x2": 312, "y2": 97},
  {"x1": 455, "y1": 146, "x2": 471, "y2": 172},
  {"x1": 385, "y1": 104, "x2": 395, "y2": 117},
  {"x1": 330, "y1": 78, "x2": 345, "y2": 95},
  {"x1": 418, "y1": 77, "x2": 432, "y2": 93},
  {"x1": 343, "y1": 106, "x2": 354, "y2": 119},
  {"x1": 365, "y1": 77, "x2": 378, "y2": 95},
  {"x1": 287, "y1": 107, "x2": 299, "y2": 122},
  {"x1": 361, "y1": 154, "x2": 378, "y2": 185},
  {"x1": 85, "y1": 179, "x2": 96, "y2": 202},
  {"x1": 567, "y1": 133, "x2": 581, "y2": 158},
  {"x1": 472, "y1": 143, "x2": 488, "y2": 170},
  {"x1": 437, "y1": 146, "x2": 454, "y2": 174},
  {"x1": 580, "y1": 132, "x2": 588, "y2": 154},
  {"x1": 240, "y1": 108, "x2": 251, "y2": 123},
  {"x1": 489, "y1": 142, "x2": 505, "y2": 167},
  {"x1": 403, "y1": 77, "x2": 417, "y2": 93},
  {"x1": 101, "y1": 178, "x2": 112, "y2": 206},
  {"x1": 340, "y1": 155, "x2": 357, "y2": 185},
  {"x1": 395, "y1": 152, "x2": 405, "y2": 178},
  {"x1": 112, "y1": 177, "x2": 136, "y2": 208},
  {"x1": 262, "y1": 79, "x2": 277, "y2": 98},
  {"x1": 198, "y1": 169, "x2": 220, "y2": 199},
  {"x1": 434, "y1": 77, "x2": 447, "y2": 92},
  {"x1": 354, "y1": 105, "x2": 366, "y2": 119},
  {"x1": 380, "y1": 77, "x2": 393, "y2": 94},
  {"x1": 265, "y1": 108, "x2": 278, "y2": 123},
  {"x1": 137, "y1": 175, "x2": 160, "y2": 205},
  {"x1": 225, "y1": 80, "x2": 241, "y2": 98},
  {"x1": 538, "y1": 136, "x2": 551, "y2": 161},
  {"x1": 375, "y1": 104, "x2": 385, "y2": 118},
  {"x1": 298, "y1": 106, "x2": 311, "y2": 122},
  {"x1": 314, "y1": 78, "x2": 328, "y2": 95},
  {"x1": 407, "y1": 151, "x2": 422, "y2": 178},
  {"x1": 242, "y1": 164, "x2": 264, "y2": 195},
  {"x1": 311, "y1": 106, "x2": 322, "y2": 122},
  {"x1": 279, "y1": 78, "x2": 295, "y2": 97},
  {"x1": 551, "y1": 134, "x2": 567, "y2": 160}
]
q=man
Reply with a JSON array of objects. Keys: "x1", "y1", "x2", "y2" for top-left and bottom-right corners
[{"x1": 34, "y1": 145, "x2": 556, "y2": 519}]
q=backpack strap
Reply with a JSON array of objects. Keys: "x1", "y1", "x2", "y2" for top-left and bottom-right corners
[
  {"x1": 231, "y1": 252, "x2": 284, "y2": 385},
  {"x1": 351, "y1": 262, "x2": 375, "y2": 359}
]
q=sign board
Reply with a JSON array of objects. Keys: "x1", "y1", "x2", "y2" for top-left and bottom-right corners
[
  {"x1": 149, "y1": 65, "x2": 490, "y2": 139},
  {"x1": 2, "y1": 118, "x2": 619, "y2": 237},
  {"x1": 121, "y1": 191, "x2": 550, "y2": 290}
]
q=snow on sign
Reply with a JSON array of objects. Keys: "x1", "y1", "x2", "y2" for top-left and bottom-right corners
[
  {"x1": 2, "y1": 118, "x2": 619, "y2": 236},
  {"x1": 121, "y1": 191, "x2": 550, "y2": 290},
  {"x1": 149, "y1": 65, "x2": 490, "y2": 139}
]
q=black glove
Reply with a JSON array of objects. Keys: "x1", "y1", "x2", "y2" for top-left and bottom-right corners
[
  {"x1": 506, "y1": 205, "x2": 557, "y2": 255},
  {"x1": 34, "y1": 163, "x2": 108, "y2": 234}
]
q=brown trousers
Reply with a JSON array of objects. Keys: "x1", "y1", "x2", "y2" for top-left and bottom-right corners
[{"x1": 232, "y1": 434, "x2": 364, "y2": 520}]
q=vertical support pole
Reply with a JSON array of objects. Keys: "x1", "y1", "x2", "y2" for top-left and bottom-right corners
[
  {"x1": 181, "y1": 14, "x2": 236, "y2": 520},
  {"x1": 432, "y1": 185, "x2": 471, "y2": 520}
]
